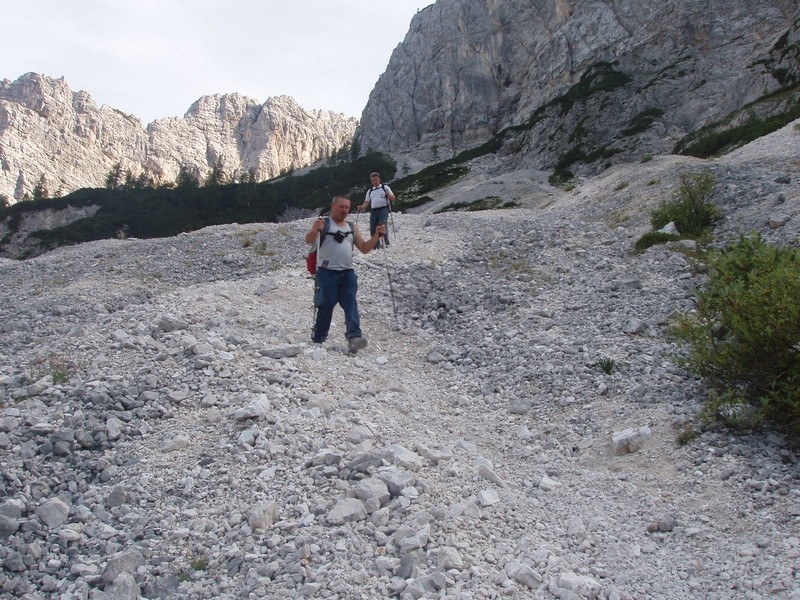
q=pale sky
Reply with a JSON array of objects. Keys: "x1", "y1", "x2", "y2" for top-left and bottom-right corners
[{"x1": 1, "y1": 0, "x2": 430, "y2": 124}]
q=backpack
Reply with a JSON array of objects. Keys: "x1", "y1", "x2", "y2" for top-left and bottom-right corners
[
  {"x1": 306, "y1": 217, "x2": 354, "y2": 275},
  {"x1": 367, "y1": 184, "x2": 392, "y2": 208}
]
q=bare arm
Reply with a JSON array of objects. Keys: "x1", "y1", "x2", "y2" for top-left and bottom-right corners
[
  {"x1": 305, "y1": 218, "x2": 325, "y2": 245},
  {"x1": 354, "y1": 223, "x2": 386, "y2": 254}
]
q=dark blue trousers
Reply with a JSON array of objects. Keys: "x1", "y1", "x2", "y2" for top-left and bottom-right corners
[
  {"x1": 369, "y1": 206, "x2": 390, "y2": 245},
  {"x1": 312, "y1": 268, "x2": 362, "y2": 342}
]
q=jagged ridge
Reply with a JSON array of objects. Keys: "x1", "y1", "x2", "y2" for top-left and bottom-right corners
[{"x1": 0, "y1": 74, "x2": 357, "y2": 201}]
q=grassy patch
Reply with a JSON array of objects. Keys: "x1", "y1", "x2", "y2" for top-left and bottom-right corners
[
  {"x1": 633, "y1": 231, "x2": 681, "y2": 253},
  {"x1": 434, "y1": 196, "x2": 510, "y2": 213},
  {"x1": 597, "y1": 357, "x2": 617, "y2": 375}
]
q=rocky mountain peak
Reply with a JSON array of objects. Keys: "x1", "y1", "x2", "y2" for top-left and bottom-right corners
[{"x1": 0, "y1": 73, "x2": 357, "y2": 201}]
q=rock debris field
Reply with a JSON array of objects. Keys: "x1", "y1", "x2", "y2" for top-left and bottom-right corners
[{"x1": 1, "y1": 122, "x2": 800, "y2": 599}]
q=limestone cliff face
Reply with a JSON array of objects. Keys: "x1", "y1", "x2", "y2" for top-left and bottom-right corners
[
  {"x1": 0, "y1": 75, "x2": 147, "y2": 200},
  {"x1": 0, "y1": 74, "x2": 357, "y2": 201},
  {"x1": 357, "y1": 0, "x2": 799, "y2": 171},
  {"x1": 145, "y1": 94, "x2": 356, "y2": 185}
]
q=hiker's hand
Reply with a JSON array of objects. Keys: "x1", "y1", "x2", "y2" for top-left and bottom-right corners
[
  {"x1": 376, "y1": 224, "x2": 387, "y2": 236},
  {"x1": 356, "y1": 206, "x2": 363, "y2": 213},
  {"x1": 313, "y1": 218, "x2": 325, "y2": 233}
]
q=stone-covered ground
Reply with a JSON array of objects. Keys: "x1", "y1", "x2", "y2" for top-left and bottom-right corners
[{"x1": 0, "y1": 121, "x2": 798, "y2": 599}]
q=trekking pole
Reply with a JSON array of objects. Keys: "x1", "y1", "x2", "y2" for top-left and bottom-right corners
[
  {"x1": 381, "y1": 244, "x2": 399, "y2": 331},
  {"x1": 311, "y1": 229, "x2": 321, "y2": 334},
  {"x1": 387, "y1": 204, "x2": 397, "y2": 243}
]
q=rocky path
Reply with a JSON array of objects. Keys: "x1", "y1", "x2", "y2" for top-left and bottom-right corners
[{"x1": 1, "y1": 123, "x2": 800, "y2": 599}]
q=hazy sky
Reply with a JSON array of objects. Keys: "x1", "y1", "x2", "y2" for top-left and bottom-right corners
[{"x1": 1, "y1": 0, "x2": 430, "y2": 124}]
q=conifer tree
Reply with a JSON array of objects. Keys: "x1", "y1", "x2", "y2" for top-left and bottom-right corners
[
  {"x1": 105, "y1": 162, "x2": 124, "y2": 189},
  {"x1": 32, "y1": 174, "x2": 49, "y2": 200}
]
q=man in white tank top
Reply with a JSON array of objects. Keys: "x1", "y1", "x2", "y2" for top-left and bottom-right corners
[{"x1": 305, "y1": 195, "x2": 386, "y2": 353}]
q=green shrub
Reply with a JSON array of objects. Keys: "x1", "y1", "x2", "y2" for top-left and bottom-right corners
[
  {"x1": 650, "y1": 170, "x2": 720, "y2": 237},
  {"x1": 671, "y1": 234, "x2": 800, "y2": 436}
]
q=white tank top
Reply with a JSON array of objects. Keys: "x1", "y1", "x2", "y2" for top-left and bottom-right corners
[{"x1": 317, "y1": 219, "x2": 354, "y2": 270}]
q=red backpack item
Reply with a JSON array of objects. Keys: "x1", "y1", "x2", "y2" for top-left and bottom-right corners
[{"x1": 306, "y1": 248, "x2": 319, "y2": 275}]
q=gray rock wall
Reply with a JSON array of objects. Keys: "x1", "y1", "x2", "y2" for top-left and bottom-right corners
[{"x1": 357, "y1": 0, "x2": 798, "y2": 168}]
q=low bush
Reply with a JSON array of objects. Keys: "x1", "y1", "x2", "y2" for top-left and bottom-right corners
[
  {"x1": 671, "y1": 234, "x2": 800, "y2": 437},
  {"x1": 651, "y1": 170, "x2": 720, "y2": 237}
]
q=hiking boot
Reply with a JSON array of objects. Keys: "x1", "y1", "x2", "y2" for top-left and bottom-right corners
[{"x1": 348, "y1": 335, "x2": 368, "y2": 354}]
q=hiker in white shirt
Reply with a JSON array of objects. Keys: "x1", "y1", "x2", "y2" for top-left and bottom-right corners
[{"x1": 358, "y1": 171, "x2": 395, "y2": 249}]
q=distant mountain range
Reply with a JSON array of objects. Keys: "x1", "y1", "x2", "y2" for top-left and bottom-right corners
[{"x1": 0, "y1": 73, "x2": 358, "y2": 201}]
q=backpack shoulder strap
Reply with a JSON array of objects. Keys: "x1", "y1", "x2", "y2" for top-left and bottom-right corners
[{"x1": 319, "y1": 216, "x2": 331, "y2": 246}]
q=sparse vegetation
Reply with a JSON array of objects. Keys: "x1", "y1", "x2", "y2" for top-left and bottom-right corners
[
  {"x1": 597, "y1": 357, "x2": 617, "y2": 375},
  {"x1": 548, "y1": 170, "x2": 575, "y2": 189},
  {"x1": 32, "y1": 175, "x2": 50, "y2": 201},
  {"x1": 51, "y1": 362, "x2": 70, "y2": 384},
  {"x1": 621, "y1": 107, "x2": 664, "y2": 137},
  {"x1": 191, "y1": 554, "x2": 209, "y2": 571},
  {"x1": 605, "y1": 211, "x2": 631, "y2": 227},
  {"x1": 253, "y1": 242, "x2": 270, "y2": 256},
  {"x1": 671, "y1": 234, "x2": 800, "y2": 438},
  {"x1": 0, "y1": 152, "x2": 395, "y2": 257},
  {"x1": 634, "y1": 169, "x2": 718, "y2": 252},
  {"x1": 675, "y1": 424, "x2": 699, "y2": 446},
  {"x1": 633, "y1": 231, "x2": 681, "y2": 253},
  {"x1": 434, "y1": 196, "x2": 518, "y2": 213},
  {"x1": 31, "y1": 355, "x2": 74, "y2": 385},
  {"x1": 675, "y1": 88, "x2": 800, "y2": 158},
  {"x1": 650, "y1": 170, "x2": 719, "y2": 237},
  {"x1": 392, "y1": 164, "x2": 469, "y2": 211}
]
